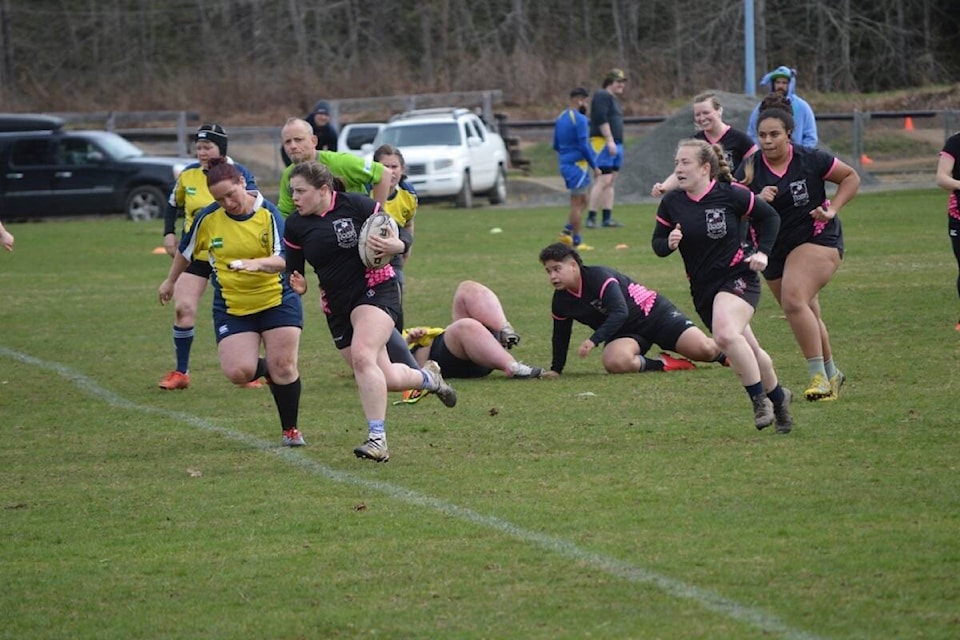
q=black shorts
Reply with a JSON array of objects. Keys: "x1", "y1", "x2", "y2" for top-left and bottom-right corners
[
  {"x1": 326, "y1": 279, "x2": 402, "y2": 350},
  {"x1": 185, "y1": 259, "x2": 213, "y2": 278},
  {"x1": 765, "y1": 230, "x2": 844, "y2": 281},
  {"x1": 693, "y1": 273, "x2": 762, "y2": 331},
  {"x1": 607, "y1": 294, "x2": 696, "y2": 354},
  {"x1": 427, "y1": 333, "x2": 493, "y2": 379}
]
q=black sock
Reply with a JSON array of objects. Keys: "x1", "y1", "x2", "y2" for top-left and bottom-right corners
[
  {"x1": 254, "y1": 357, "x2": 268, "y2": 381},
  {"x1": 270, "y1": 377, "x2": 301, "y2": 431},
  {"x1": 640, "y1": 356, "x2": 665, "y2": 372}
]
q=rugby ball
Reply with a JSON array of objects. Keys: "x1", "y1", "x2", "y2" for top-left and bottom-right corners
[{"x1": 358, "y1": 212, "x2": 399, "y2": 269}]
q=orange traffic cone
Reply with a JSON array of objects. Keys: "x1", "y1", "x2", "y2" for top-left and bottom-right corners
[
  {"x1": 860, "y1": 154, "x2": 873, "y2": 165},
  {"x1": 904, "y1": 116, "x2": 914, "y2": 131}
]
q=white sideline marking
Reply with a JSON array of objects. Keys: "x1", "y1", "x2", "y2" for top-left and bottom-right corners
[{"x1": 2, "y1": 346, "x2": 824, "y2": 640}]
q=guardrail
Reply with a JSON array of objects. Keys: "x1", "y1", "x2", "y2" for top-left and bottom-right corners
[{"x1": 49, "y1": 110, "x2": 201, "y2": 155}]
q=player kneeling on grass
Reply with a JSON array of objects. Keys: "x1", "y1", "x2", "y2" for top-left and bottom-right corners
[
  {"x1": 283, "y1": 161, "x2": 457, "y2": 463},
  {"x1": 399, "y1": 281, "x2": 545, "y2": 401},
  {"x1": 538, "y1": 242, "x2": 727, "y2": 379}
]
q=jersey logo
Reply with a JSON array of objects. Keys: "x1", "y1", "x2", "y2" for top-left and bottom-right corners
[
  {"x1": 186, "y1": 187, "x2": 197, "y2": 195},
  {"x1": 705, "y1": 208, "x2": 727, "y2": 239},
  {"x1": 211, "y1": 237, "x2": 224, "y2": 249},
  {"x1": 790, "y1": 179, "x2": 810, "y2": 207},
  {"x1": 334, "y1": 218, "x2": 359, "y2": 248}
]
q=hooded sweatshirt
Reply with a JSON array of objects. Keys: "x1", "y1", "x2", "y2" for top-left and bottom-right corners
[{"x1": 747, "y1": 66, "x2": 818, "y2": 148}]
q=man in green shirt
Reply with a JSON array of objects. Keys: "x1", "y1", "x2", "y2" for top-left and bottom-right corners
[{"x1": 277, "y1": 117, "x2": 390, "y2": 216}]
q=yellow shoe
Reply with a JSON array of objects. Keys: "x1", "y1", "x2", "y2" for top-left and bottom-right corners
[
  {"x1": 575, "y1": 242, "x2": 595, "y2": 251},
  {"x1": 558, "y1": 233, "x2": 574, "y2": 246},
  {"x1": 803, "y1": 372, "x2": 832, "y2": 401},
  {"x1": 821, "y1": 371, "x2": 845, "y2": 401}
]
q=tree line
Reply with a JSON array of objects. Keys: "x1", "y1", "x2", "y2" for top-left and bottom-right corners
[{"x1": 0, "y1": 0, "x2": 957, "y2": 117}]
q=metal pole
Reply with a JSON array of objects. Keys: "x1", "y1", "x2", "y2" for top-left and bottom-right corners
[{"x1": 744, "y1": 0, "x2": 756, "y2": 96}]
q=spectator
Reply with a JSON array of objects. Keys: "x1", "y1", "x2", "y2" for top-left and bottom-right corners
[
  {"x1": 747, "y1": 66, "x2": 818, "y2": 148},
  {"x1": 585, "y1": 68, "x2": 627, "y2": 229},
  {"x1": 280, "y1": 100, "x2": 338, "y2": 165},
  {"x1": 554, "y1": 86, "x2": 598, "y2": 251}
]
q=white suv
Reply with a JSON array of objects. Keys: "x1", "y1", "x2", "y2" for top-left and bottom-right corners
[{"x1": 372, "y1": 108, "x2": 508, "y2": 208}]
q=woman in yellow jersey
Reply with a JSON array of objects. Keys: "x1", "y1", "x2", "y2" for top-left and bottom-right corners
[
  {"x1": 159, "y1": 159, "x2": 306, "y2": 447},
  {"x1": 373, "y1": 144, "x2": 417, "y2": 330},
  {"x1": 158, "y1": 124, "x2": 263, "y2": 390}
]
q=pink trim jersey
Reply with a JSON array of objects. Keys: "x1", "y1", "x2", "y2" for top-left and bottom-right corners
[
  {"x1": 941, "y1": 132, "x2": 960, "y2": 222},
  {"x1": 735, "y1": 145, "x2": 842, "y2": 259}
]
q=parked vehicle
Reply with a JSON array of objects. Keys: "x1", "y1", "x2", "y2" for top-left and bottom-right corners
[
  {"x1": 371, "y1": 108, "x2": 508, "y2": 208},
  {"x1": 0, "y1": 114, "x2": 187, "y2": 220},
  {"x1": 338, "y1": 122, "x2": 385, "y2": 157}
]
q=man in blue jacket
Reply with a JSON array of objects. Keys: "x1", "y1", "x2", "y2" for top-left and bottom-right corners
[
  {"x1": 747, "y1": 66, "x2": 818, "y2": 148},
  {"x1": 554, "y1": 87, "x2": 599, "y2": 251}
]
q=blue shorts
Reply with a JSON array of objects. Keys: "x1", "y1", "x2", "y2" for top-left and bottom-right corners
[
  {"x1": 591, "y1": 137, "x2": 623, "y2": 172},
  {"x1": 212, "y1": 289, "x2": 303, "y2": 343},
  {"x1": 559, "y1": 162, "x2": 592, "y2": 194}
]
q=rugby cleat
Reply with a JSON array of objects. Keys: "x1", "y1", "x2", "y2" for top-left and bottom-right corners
[
  {"x1": 658, "y1": 352, "x2": 697, "y2": 371},
  {"x1": 509, "y1": 361, "x2": 543, "y2": 379},
  {"x1": 281, "y1": 428, "x2": 306, "y2": 447},
  {"x1": 158, "y1": 370, "x2": 190, "y2": 390},
  {"x1": 353, "y1": 438, "x2": 390, "y2": 462},
  {"x1": 752, "y1": 394, "x2": 775, "y2": 430},
  {"x1": 823, "y1": 371, "x2": 846, "y2": 401},
  {"x1": 803, "y1": 372, "x2": 832, "y2": 401},
  {"x1": 498, "y1": 323, "x2": 521, "y2": 349},
  {"x1": 423, "y1": 360, "x2": 457, "y2": 407},
  {"x1": 774, "y1": 387, "x2": 794, "y2": 434}
]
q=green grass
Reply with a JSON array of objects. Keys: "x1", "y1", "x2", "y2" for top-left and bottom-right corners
[{"x1": 1, "y1": 190, "x2": 958, "y2": 639}]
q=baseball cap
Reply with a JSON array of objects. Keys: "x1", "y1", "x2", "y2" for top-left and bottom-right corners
[
  {"x1": 605, "y1": 68, "x2": 627, "y2": 82},
  {"x1": 569, "y1": 87, "x2": 589, "y2": 98}
]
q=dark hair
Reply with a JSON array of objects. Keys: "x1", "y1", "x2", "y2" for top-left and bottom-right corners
[
  {"x1": 539, "y1": 242, "x2": 584, "y2": 268},
  {"x1": 757, "y1": 107, "x2": 795, "y2": 136},
  {"x1": 758, "y1": 92, "x2": 792, "y2": 114},
  {"x1": 289, "y1": 160, "x2": 346, "y2": 192},
  {"x1": 675, "y1": 139, "x2": 733, "y2": 184},
  {"x1": 373, "y1": 144, "x2": 405, "y2": 167},
  {"x1": 206, "y1": 157, "x2": 242, "y2": 188}
]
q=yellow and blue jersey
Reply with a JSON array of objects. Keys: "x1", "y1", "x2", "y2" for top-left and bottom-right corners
[
  {"x1": 383, "y1": 180, "x2": 418, "y2": 229},
  {"x1": 179, "y1": 192, "x2": 288, "y2": 317}
]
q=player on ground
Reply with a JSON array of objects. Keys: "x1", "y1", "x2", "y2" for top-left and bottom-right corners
[
  {"x1": 538, "y1": 243, "x2": 727, "y2": 379},
  {"x1": 402, "y1": 280, "x2": 544, "y2": 389}
]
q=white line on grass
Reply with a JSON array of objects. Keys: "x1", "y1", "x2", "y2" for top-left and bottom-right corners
[{"x1": 2, "y1": 346, "x2": 825, "y2": 640}]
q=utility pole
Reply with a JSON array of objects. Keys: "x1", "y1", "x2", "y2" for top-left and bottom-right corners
[{"x1": 744, "y1": 0, "x2": 756, "y2": 96}]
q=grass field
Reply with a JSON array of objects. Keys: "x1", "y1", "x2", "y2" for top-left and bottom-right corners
[{"x1": 1, "y1": 190, "x2": 958, "y2": 639}]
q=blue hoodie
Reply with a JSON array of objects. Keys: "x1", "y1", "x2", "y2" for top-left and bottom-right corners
[{"x1": 747, "y1": 66, "x2": 818, "y2": 148}]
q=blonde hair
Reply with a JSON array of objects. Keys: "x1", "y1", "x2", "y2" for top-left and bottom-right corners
[{"x1": 676, "y1": 139, "x2": 733, "y2": 183}]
